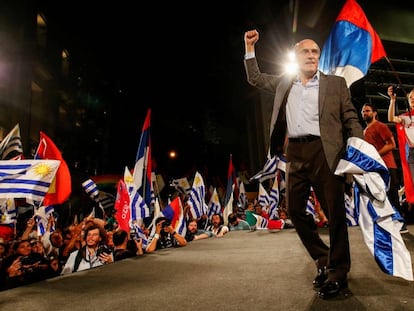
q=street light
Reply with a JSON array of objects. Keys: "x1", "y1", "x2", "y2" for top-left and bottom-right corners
[{"x1": 169, "y1": 150, "x2": 177, "y2": 159}]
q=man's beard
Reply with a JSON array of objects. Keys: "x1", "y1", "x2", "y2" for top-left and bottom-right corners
[{"x1": 364, "y1": 116, "x2": 373, "y2": 123}]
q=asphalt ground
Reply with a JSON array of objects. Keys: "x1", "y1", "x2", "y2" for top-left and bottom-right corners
[{"x1": 0, "y1": 225, "x2": 413, "y2": 311}]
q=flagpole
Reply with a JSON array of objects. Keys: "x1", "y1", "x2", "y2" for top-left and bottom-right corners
[
  {"x1": 384, "y1": 56, "x2": 411, "y2": 116},
  {"x1": 152, "y1": 173, "x2": 163, "y2": 212},
  {"x1": 385, "y1": 57, "x2": 406, "y2": 95}
]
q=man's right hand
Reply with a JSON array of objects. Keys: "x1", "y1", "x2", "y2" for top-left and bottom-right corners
[{"x1": 244, "y1": 29, "x2": 259, "y2": 46}]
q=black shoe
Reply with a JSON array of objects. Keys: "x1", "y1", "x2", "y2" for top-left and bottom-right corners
[
  {"x1": 318, "y1": 280, "x2": 348, "y2": 299},
  {"x1": 312, "y1": 267, "x2": 327, "y2": 289}
]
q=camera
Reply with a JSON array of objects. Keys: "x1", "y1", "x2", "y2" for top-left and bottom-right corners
[
  {"x1": 161, "y1": 219, "x2": 171, "y2": 228},
  {"x1": 96, "y1": 244, "x2": 111, "y2": 256},
  {"x1": 20, "y1": 256, "x2": 37, "y2": 266},
  {"x1": 391, "y1": 84, "x2": 401, "y2": 96},
  {"x1": 130, "y1": 228, "x2": 139, "y2": 240}
]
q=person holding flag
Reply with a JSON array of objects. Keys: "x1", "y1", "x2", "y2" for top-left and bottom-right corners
[
  {"x1": 243, "y1": 31, "x2": 364, "y2": 299},
  {"x1": 388, "y1": 86, "x2": 414, "y2": 214},
  {"x1": 243, "y1": 0, "x2": 392, "y2": 299}
]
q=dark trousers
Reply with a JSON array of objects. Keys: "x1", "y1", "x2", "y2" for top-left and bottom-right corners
[
  {"x1": 286, "y1": 138, "x2": 350, "y2": 281},
  {"x1": 388, "y1": 168, "x2": 403, "y2": 218}
]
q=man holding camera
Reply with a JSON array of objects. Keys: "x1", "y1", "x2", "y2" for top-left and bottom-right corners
[
  {"x1": 145, "y1": 216, "x2": 187, "y2": 253},
  {"x1": 61, "y1": 224, "x2": 113, "y2": 274}
]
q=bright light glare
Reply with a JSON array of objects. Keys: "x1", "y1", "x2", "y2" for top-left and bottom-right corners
[
  {"x1": 284, "y1": 50, "x2": 298, "y2": 75},
  {"x1": 169, "y1": 150, "x2": 177, "y2": 159}
]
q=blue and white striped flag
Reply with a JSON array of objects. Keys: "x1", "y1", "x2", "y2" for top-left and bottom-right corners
[
  {"x1": 132, "y1": 109, "x2": 154, "y2": 208},
  {"x1": 187, "y1": 172, "x2": 208, "y2": 219},
  {"x1": 250, "y1": 154, "x2": 278, "y2": 182},
  {"x1": 335, "y1": 137, "x2": 413, "y2": 281},
  {"x1": 129, "y1": 186, "x2": 150, "y2": 222},
  {"x1": 238, "y1": 182, "x2": 247, "y2": 212},
  {"x1": 277, "y1": 156, "x2": 286, "y2": 173},
  {"x1": 268, "y1": 178, "x2": 280, "y2": 220},
  {"x1": 258, "y1": 183, "x2": 270, "y2": 212},
  {"x1": 82, "y1": 179, "x2": 115, "y2": 215},
  {"x1": 306, "y1": 195, "x2": 316, "y2": 218},
  {"x1": 207, "y1": 188, "x2": 221, "y2": 219},
  {"x1": 82, "y1": 179, "x2": 99, "y2": 199},
  {"x1": 0, "y1": 160, "x2": 60, "y2": 202}
]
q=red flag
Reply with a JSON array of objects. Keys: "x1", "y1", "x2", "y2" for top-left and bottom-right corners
[
  {"x1": 319, "y1": 0, "x2": 387, "y2": 87},
  {"x1": 114, "y1": 180, "x2": 131, "y2": 232},
  {"x1": 35, "y1": 132, "x2": 71, "y2": 205},
  {"x1": 335, "y1": 0, "x2": 386, "y2": 63},
  {"x1": 162, "y1": 196, "x2": 182, "y2": 229},
  {"x1": 224, "y1": 154, "x2": 238, "y2": 206},
  {"x1": 395, "y1": 121, "x2": 414, "y2": 203},
  {"x1": 133, "y1": 108, "x2": 153, "y2": 207}
]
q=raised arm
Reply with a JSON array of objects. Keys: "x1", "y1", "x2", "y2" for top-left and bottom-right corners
[
  {"x1": 244, "y1": 29, "x2": 259, "y2": 55},
  {"x1": 145, "y1": 222, "x2": 162, "y2": 253},
  {"x1": 387, "y1": 85, "x2": 401, "y2": 123}
]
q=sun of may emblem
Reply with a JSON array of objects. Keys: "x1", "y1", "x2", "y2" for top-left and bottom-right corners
[
  {"x1": 33, "y1": 163, "x2": 54, "y2": 177},
  {"x1": 125, "y1": 175, "x2": 134, "y2": 184}
]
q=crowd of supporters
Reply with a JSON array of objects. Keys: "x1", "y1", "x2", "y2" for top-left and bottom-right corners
[{"x1": 0, "y1": 193, "x2": 297, "y2": 291}]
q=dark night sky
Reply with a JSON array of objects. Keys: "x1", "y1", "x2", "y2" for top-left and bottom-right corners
[
  {"x1": 42, "y1": 1, "x2": 304, "y2": 178},
  {"x1": 41, "y1": 1, "x2": 413, "y2": 180}
]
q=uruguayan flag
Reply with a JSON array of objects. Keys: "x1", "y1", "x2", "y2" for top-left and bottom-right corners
[
  {"x1": 335, "y1": 137, "x2": 413, "y2": 281},
  {"x1": 268, "y1": 178, "x2": 280, "y2": 219},
  {"x1": 207, "y1": 188, "x2": 221, "y2": 219},
  {"x1": 123, "y1": 166, "x2": 135, "y2": 194},
  {"x1": 258, "y1": 183, "x2": 270, "y2": 213},
  {"x1": 250, "y1": 154, "x2": 278, "y2": 182},
  {"x1": 0, "y1": 160, "x2": 60, "y2": 202},
  {"x1": 129, "y1": 186, "x2": 150, "y2": 221},
  {"x1": 187, "y1": 171, "x2": 208, "y2": 219}
]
